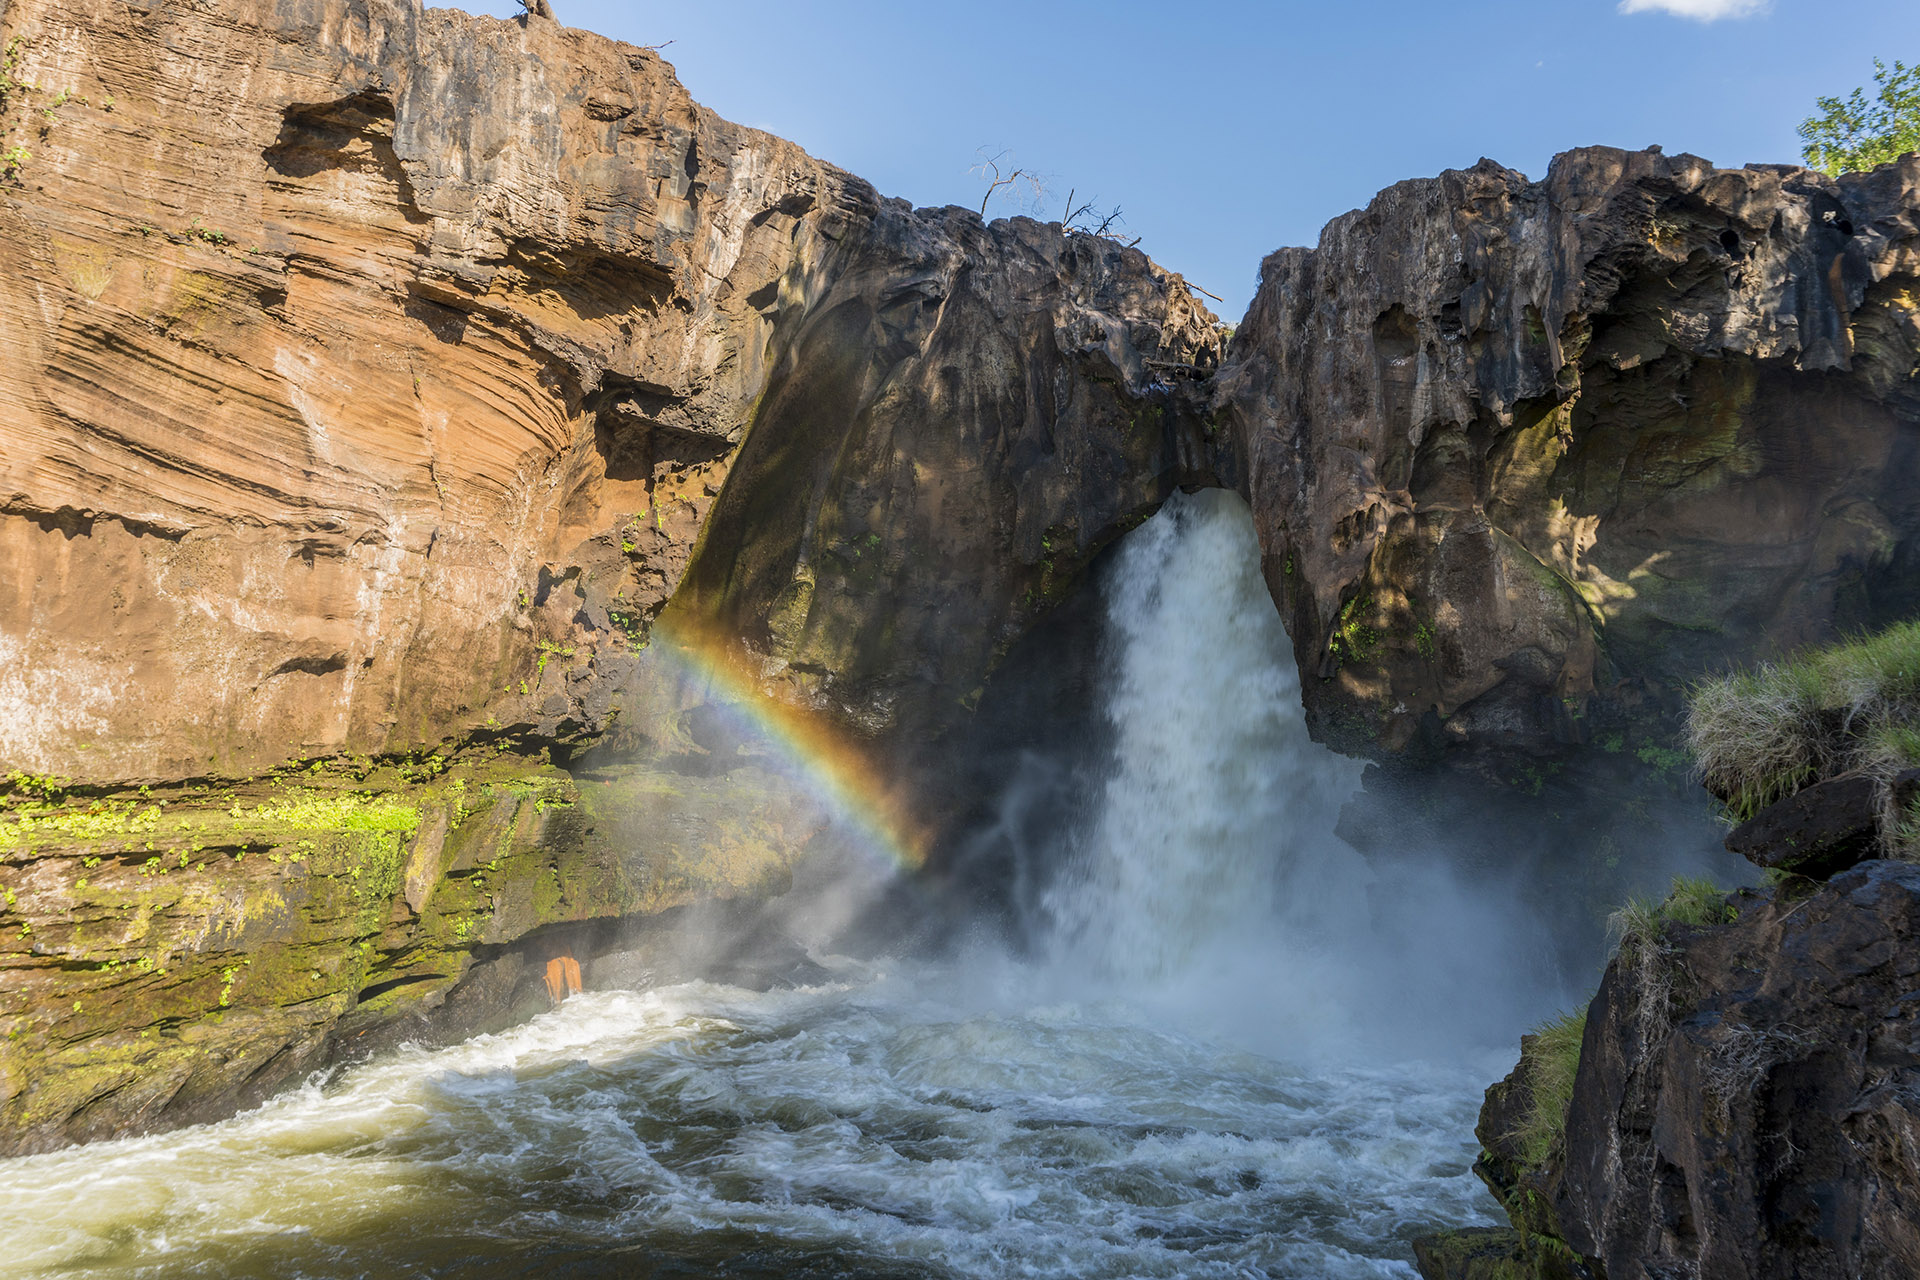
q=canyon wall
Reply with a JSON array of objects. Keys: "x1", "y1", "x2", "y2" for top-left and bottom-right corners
[
  {"x1": 0, "y1": 0, "x2": 1217, "y2": 1150},
  {"x1": 1220, "y1": 148, "x2": 1920, "y2": 774},
  {"x1": 4, "y1": 0, "x2": 1919, "y2": 1179},
  {"x1": 0, "y1": 0, "x2": 1219, "y2": 789}
]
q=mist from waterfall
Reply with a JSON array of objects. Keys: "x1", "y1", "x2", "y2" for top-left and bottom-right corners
[
  {"x1": 1025, "y1": 487, "x2": 1578, "y2": 1062},
  {"x1": 0, "y1": 488, "x2": 1652, "y2": 1280}
]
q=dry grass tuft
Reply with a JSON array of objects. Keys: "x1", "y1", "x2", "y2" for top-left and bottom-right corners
[{"x1": 1686, "y1": 620, "x2": 1920, "y2": 854}]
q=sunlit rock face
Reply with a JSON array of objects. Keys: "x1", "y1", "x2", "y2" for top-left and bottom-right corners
[
  {"x1": 0, "y1": 0, "x2": 1219, "y2": 1152},
  {"x1": 1219, "y1": 147, "x2": 1920, "y2": 773},
  {"x1": 0, "y1": 0, "x2": 1220, "y2": 787}
]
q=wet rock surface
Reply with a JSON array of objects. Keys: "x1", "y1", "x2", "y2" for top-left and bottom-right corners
[
  {"x1": 1219, "y1": 147, "x2": 1920, "y2": 775},
  {"x1": 0, "y1": 758, "x2": 824, "y2": 1155}
]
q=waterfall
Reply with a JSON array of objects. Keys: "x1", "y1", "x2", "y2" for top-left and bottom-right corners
[
  {"x1": 0, "y1": 488, "x2": 1530, "y2": 1280},
  {"x1": 1042, "y1": 488, "x2": 1367, "y2": 982}
]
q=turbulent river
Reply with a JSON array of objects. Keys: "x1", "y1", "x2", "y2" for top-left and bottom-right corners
[{"x1": 1, "y1": 492, "x2": 1580, "y2": 1280}]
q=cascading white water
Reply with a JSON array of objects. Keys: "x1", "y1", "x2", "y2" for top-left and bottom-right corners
[
  {"x1": 1044, "y1": 489, "x2": 1367, "y2": 983},
  {"x1": 0, "y1": 490, "x2": 1536, "y2": 1280}
]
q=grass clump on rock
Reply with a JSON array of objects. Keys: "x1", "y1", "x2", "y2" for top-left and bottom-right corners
[
  {"x1": 1513, "y1": 1008, "x2": 1588, "y2": 1167},
  {"x1": 1686, "y1": 619, "x2": 1920, "y2": 850},
  {"x1": 1607, "y1": 874, "x2": 1740, "y2": 951}
]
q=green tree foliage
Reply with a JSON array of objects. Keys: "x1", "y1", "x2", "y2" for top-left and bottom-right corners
[{"x1": 1799, "y1": 58, "x2": 1920, "y2": 175}]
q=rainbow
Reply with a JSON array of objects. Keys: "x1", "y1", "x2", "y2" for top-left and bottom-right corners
[{"x1": 642, "y1": 614, "x2": 930, "y2": 874}]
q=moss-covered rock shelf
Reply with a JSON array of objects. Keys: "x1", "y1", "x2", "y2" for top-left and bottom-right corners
[{"x1": 0, "y1": 753, "x2": 823, "y2": 1155}]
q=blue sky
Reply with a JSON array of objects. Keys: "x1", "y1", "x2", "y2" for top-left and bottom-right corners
[{"x1": 458, "y1": 1, "x2": 1920, "y2": 319}]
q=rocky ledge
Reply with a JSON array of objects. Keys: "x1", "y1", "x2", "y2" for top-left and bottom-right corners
[
  {"x1": 1430, "y1": 860, "x2": 1920, "y2": 1280},
  {"x1": 0, "y1": 755, "x2": 819, "y2": 1155}
]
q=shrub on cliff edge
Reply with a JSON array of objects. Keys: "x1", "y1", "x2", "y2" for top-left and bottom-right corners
[
  {"x1": 1686, "y1": 619, "x2": 1920, "y2": 852},
  {"x1": 1800, "y1": 58, "x2": 1920, "y2": 175}
]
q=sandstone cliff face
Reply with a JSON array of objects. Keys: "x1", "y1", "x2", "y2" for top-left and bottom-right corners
[
  {"x1": 0, "y1": 0, "x2": 1217, "y2": 1152},
  {"x1": 0, "y1": 0, "x2": 1217, "y2": 788},
  {"x1": 1220, "y1": 148, "x2": 1920, "y2": 770}
]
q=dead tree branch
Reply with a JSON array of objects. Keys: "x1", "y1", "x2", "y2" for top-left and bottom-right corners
[
  {"x1": 971, "y1": 148, "x2": 1045, "y2": 218},
  {"x1": 1062, "y1": 196, "x2": 1140, "y2": 247}
]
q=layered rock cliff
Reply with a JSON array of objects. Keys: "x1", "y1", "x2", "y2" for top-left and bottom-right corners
[
  {"x1": 1220, "y1": 148, "x2": 1920, "y2": 773},
  {"x1": 0, "y1": 0, "x2": 1219, "y2": 788},
  {"x1": 0, "y1": 0, "x2": 1218, "y2": 1150}
]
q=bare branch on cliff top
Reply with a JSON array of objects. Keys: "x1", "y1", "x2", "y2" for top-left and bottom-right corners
[
  {"x1": 971, "y1": 148, "x2": 1046, "y2": 218},
  {"x1": 1062, "y1": 196, "x2": 1142, "y2": 249}
]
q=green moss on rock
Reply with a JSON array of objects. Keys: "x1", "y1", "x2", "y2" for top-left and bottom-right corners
[{"x1": 0, "y1": 751, "x2": 825, "y2": 1155}]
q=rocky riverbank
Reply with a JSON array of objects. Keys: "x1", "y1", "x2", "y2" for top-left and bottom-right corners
[
  {"x1": 0, "y1": 752, "x2": 821, "y2": 1154},
  {"x1": 1419, "y1": 625, "x2": 1920, "y2": 1280},
  {"x1": 4, "y1": 0, "x2": 1918, "y2": 1190}
]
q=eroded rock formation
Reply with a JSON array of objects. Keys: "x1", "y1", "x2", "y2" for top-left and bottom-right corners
[
  {"x1": 0, "y1": 0, "x2": 1217, "y2": 1151},
  {"x1": 0, "y1": 0, "x2": 1217, "y2": 788},
  {"x1": 1220, "y1": 148, "x2": 1920, "y2": 772}
]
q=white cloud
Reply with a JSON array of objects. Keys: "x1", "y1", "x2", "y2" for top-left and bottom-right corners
[{"x1": 1618, "y1": 0, "x2": 1766, "y2": 19}]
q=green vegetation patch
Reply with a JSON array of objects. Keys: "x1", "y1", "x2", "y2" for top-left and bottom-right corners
[
  {"x1": 1686, "y1": 618, "x2": 1920, "y2": 847},
  {"x1": 1607, "y1": 874, "x2": 1740, "y2": 951},
  {"x1": 247, "y1": 788, "x2": 421, "y2": 834},
  {"x1": 1800, "y1": 58, "x2": 1920, "y2": 176},
  {"x1": 1328, "y1": 593, "x2": 1381, "y2": 667},
  {"x1": 1513, "y1": 1009, "x2": 1587, "y2": 1168}
]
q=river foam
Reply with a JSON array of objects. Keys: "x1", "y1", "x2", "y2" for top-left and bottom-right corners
[{"x1": 0, "y1": 970, "x2": 1502, "y2": 1279}]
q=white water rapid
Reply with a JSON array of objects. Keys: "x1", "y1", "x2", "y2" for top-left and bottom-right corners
[{"x1": 0, "y1": 490, "x2": 1550, "y2": 1280}]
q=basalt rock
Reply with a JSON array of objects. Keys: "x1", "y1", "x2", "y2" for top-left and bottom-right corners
[
  {"x1": 1723, "y1": 773, "x2": 1881, "y2": 878},
  {"x1": 1463, "y1": 863, "x2": 1920, "y2": 1280},
  {"x1": 1219, "y1": 147, "x2": 1920, "y2": 774}
]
